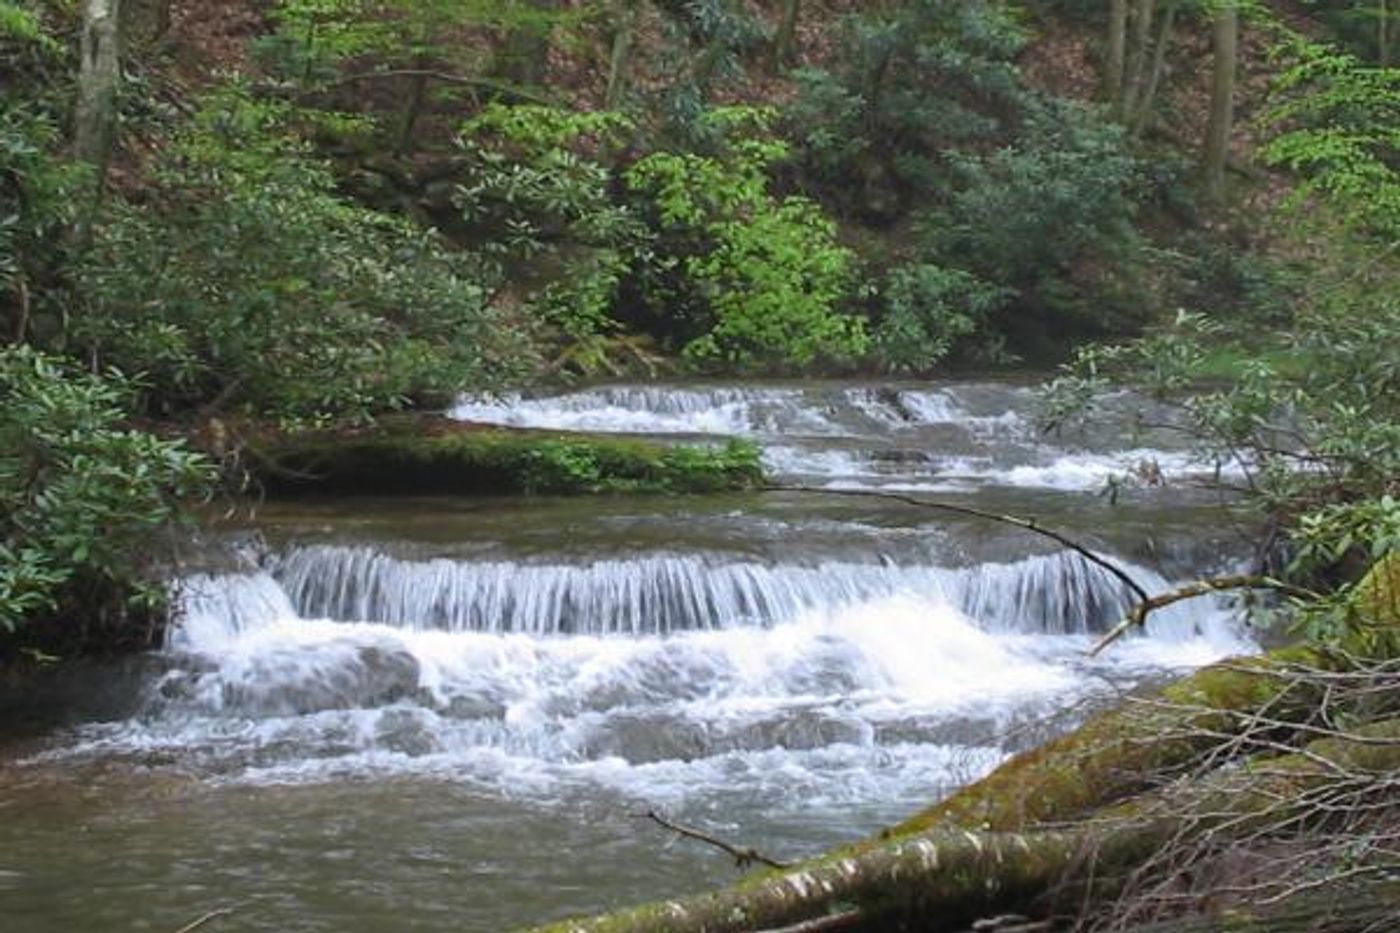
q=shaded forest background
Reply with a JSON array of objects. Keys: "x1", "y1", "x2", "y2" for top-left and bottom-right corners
[{"x1": 1, "y1": 0, "x2": 1398, "y2": 655}]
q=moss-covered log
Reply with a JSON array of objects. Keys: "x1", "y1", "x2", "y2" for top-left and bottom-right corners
[
  {"x1": 524, "y1": 718, "x2": 1400, "y2": 932},
  {"x1": 247, "y1": 416, "x2": 764, "y2": 496},
  {"x1": 894, "y1": 554, "x2": 1395, "y2": 838},
  {"x1": 886, "y1": 644, "x2": 1331, "y2": 837}
]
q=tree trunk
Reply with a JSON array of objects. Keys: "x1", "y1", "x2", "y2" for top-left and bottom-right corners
[
  {"x1": 1106, "y1": 0, "x2": 1128, "y2": 107},
  {"x1": 395, "y1": 57, "x2": 429, "y2": 155},
  {"x1": 74, "y1": 0, "x2": 122, "y2": 171},
  {"x1": 525, "y1": 717, "x2": 1400, "y2": 933},
  {"x1": 1131, "y1": 5, "x2": 1175, "y2": 137},
  {"x1": 1381, "y1": 0, "x2": 1391, "y2": 68},
  {"x1": 1200, "y1": 4, "x2": 1237, "y2": 205},
  {"x1": 604, "y1": 0, "x2": 636, "y2": 110},
  {"x1": 72, "y1": 0, "x2": 122, "y2": 249},
  {"x1": 772, "y1": 0, "x2": 801, "y2": 70},
  {"x1": 1123, "y1": 0, "x2": 1156, "y2": 117}
]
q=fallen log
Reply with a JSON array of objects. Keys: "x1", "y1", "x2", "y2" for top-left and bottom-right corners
[
  {"x1": 886, "y1": 645, "x2": 1333, "y2": 837},
  {"x1": 524, "y1": 557, "x2": 1400, "y2": 932},
  {"x1": 523, "y1": 719, "x2": 1400, "y2": 933}
]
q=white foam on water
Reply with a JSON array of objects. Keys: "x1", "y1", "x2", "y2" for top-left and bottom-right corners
[
  {"x1": 896, "y1": 390, "x2": 1028, "y2": 436},
  {"x1": 169, "y1": 572, "x2": 298, "y2": 651},
  {"x1": 30, "y1": 557, "x2": 1252, "y2": 813},
  {"x1": 450, "y1": 386, "x2": 845, "y2": 437},
  {"x1": 814, "y1": 448, "x2": 1245, "y2": 493}
]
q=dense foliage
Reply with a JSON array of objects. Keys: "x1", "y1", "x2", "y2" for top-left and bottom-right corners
[
  {"x1": 622, "y1": 109, "x2": 865, "y2": 368},
  {"x1": 74, "y1": 91, "x2": 531, "y2": 424},
  {"x1": 1043, "y1": 31, "x2": 1400, "y2": 652},
  {"x1": 2, "y1": 0, "x2": 1398, "y2": 648},
  {"x1": 0, "y1": 347, "x2": 212, "y2": 638}
]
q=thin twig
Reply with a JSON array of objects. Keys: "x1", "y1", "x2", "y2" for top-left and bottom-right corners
[
  {"x1": 641, "y1": 809, "x2": 791, "y2": 870},
  {"x1": 173, "y1": 908, "x2": 235, "y2": 933},
  {"x1": 756, "y1": 909, "x2": 864, "y2": 932}
]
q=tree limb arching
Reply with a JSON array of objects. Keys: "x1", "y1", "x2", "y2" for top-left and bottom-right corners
[
  {"x1": 767, "y1": 485, "x2": 1310, "y2": 660},
  {"x1": 767, "y1": 485, "x2": 1152, "y2": 606},
  {"x1": 1088, "y1": 575, "x2": 1314, "y2": 657}
]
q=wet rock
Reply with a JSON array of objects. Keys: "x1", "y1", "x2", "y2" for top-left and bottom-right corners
[{"x1": 217, "y1": 642, "x2": 423, "y2": 716}]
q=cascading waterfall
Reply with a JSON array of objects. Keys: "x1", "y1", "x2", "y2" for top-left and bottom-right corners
[
  {"x1": 6, "y1": 379, "x2": 1261, "y2": 933},
  {"x1": 450, "y1": 382, "x2": 1237, "y2": 491},
  {"x1": 38, "y1": 380, "x2": 1253, "y2": 797},
  {"x1": 267, "y1": 544, "x2": 1204, "y2": 637},
  {"x1": 99, "y1": 539, "x2": 1251, "y2": 788}
]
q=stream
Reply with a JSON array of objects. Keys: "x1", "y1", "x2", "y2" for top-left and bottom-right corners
[{"x1": 0, "y1": 380, "x2": 1259, "y2": 932}]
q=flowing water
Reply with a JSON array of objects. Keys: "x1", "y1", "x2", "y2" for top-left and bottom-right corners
[{"x1": 0, "y1": 381, "x2": 1258, "y2": 932}]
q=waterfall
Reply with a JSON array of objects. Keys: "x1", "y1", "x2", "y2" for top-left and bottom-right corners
[{"x1": 160, "y1": 545, "x2": 1226, "y2": 642}]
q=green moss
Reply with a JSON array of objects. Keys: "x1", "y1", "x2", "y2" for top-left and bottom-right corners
[
  {"x1": 881, "y1": 645, "x2": 1332, "y2": 839},
  {"x1": 251, "y1": 421, "x2": 764, "y2": 497}
]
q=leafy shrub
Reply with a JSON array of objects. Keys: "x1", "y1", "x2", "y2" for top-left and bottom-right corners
[
  {"x1": 933, "y1": 100, "x2": 1145, "y2": 284},
  {"x1": 73, "y1": 89, "x2": 531, "y2": 424},
  {"x1": 0, "y1": 347, "x2": 213, "y2": 636},
  {"x1": 1043, "y1": 298, "x2": 1400, "y2": 631},
  {"x1": 456, "y1": 104, "x2": 644, "y2": 349},
  {"x1": 1, "y1": 24, "x2": 83, "y2": 345},
  {"x1": 872, "y1": 264, "x2": 1010, "y2": 372},
  {"x1": 785, "y1": 0, "x2": 1024, "y2": 216},
  {"x1": 1262, "y1": 42, "x2": 1400, "y2": 242},
  {"x1": 623, "y1": 108, "x2": 866, "y2": 369}
]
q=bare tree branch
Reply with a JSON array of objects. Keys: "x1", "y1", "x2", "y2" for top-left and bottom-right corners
[
  {"x1": 1088, "y1": 575, "x2": 1313, "y2": 657},
  {"x1": 173, "y1": 908, "x2": 235, "y2": 933},
  {"x1": 756, "y1": 909, "x2": 864, "y2": 932},
  {"x1": 767, "y1": 485, "x2": 1152, "y2": 605},
  {"x1": 641, "y1": 809, "x2": 792, "y2": 870}
]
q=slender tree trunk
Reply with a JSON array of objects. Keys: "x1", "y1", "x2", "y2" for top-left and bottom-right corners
[
  {"x1": 1381, "y1": 0, "x2": 1391, "y2": 68},
  {"x1": 1106, "y1": 0, "x2": 1128, "y2": 108},
  {"x1": 1123, "y1": 0, "x2": 1156, "y2": 117},
  {"x1": 772, "y1": 0, "x2": 801, "y2": 69},
  {"x1": 1201, "y1": 3, "x2": 1237, "y2": 205},
  {"x1": 72, "y1": 0, "x2": 122, "y2": 249},
  {"x1": 604, "y1": 0, "x2": 636, "y2": 110},
  {"x1": 396, "y1": 56, "x2": 429, "y2": 155},
  {"x1": 1132, "y1": 5, "x2": 1175, "y2": 137}
]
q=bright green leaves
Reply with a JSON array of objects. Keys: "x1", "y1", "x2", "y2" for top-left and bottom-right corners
[
  {"x1": 0, "y1": 347, "x2": 213, "y2": 632},
  {"x1": 457, "y1": 103, "x2": 865, "y2": 373},
  {"x1": 623, "y1": 107, "x2": 865, "y2": 369},
  {"x1": 1262, "y1": 41, "x2": 1400, "y2": 241}
]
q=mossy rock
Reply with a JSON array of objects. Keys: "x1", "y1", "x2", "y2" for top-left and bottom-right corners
[{"x1": 249, "y1": 417, "x2": 764, "y2": 497}]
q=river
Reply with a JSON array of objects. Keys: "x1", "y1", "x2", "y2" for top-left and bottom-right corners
[{"x1": 0, "y1": 380, "x2": 1259, "y2": 932}]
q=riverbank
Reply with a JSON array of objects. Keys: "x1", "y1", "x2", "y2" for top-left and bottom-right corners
[{"x1": 245, "y1": 415, "x2": 765, "y2": 497}]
